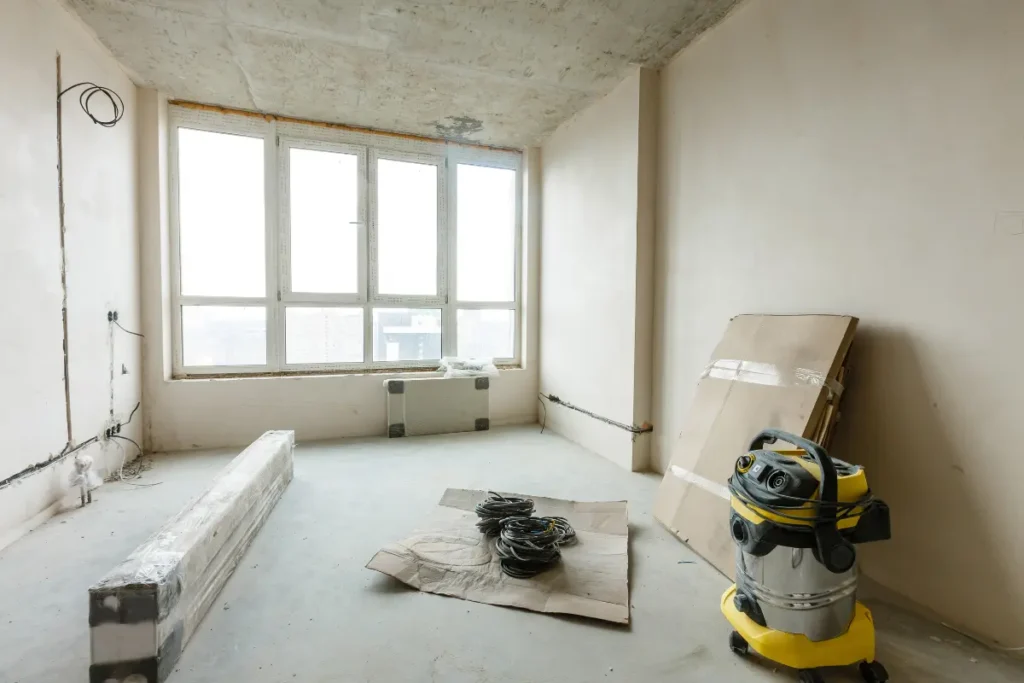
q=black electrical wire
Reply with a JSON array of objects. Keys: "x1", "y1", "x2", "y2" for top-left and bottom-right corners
[
  {"x1": 538, "y1": 396, "x2": 547, "y2": 434},
  {"x1": 111, "y1": 434, "x2": 143, "y2": 459},
  {"x1": 58, "y1": 82, "x2": 124, "y2": 127},
  {"x1": 495, "y1": 516, "x2": 577, "y2": 579},
  {"x1": 124, "y1": 401, "x2": 141, "y2": 427},
  {"x1": 0, "y1": 436, "x2": 99, "y2": 491},
  {"x1": 728, "y1": 473, "x2": 875, "y2": 526},
  {"x1": 544, "y1": 516, "x2": 577, "y2": 546},
  {"x1": 110, "y1": 438, "x2": 161, "y2": 488},
  {"x1": 539, "y1": 393, "x2": 653, "y2": 435},
  {"x1": 113, "y1": 320, "x2": 144, "y2": 338},
  {"x1": 475, "y1": 492, "x2": 534, "y2": 536}
]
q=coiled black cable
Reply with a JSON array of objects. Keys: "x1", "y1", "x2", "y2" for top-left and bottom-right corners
[
  {"x1": 495, "y1": 515, "x2": 577, "y2": 579},
  {"x1": 475, "y1": 492, "x2": 534, "y2": 536},
  {"x1": 58, "y1": 82, "x2": 125, "y2": 128},
  {"x1": 545, "y1": 516, "x2": 577, "y2": 546},
  {"x1": 729, "y1": 472, "x2": 874, "y2": 525}
]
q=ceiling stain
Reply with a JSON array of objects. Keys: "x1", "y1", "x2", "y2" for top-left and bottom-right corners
[{"x1": 433, "y1": 115, "x2": 484, "y2": 142}]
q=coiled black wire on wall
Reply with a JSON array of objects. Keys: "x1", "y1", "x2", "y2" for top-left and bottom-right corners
[
  {"x1": 0, "y1": 69, "x2": 135, "y2": 492},
  {"x1": 58, "y1": 81, "x2": 124, "y2": 127}
]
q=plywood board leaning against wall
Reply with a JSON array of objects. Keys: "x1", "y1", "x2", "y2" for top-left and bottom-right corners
[{"x1": 653, "y1": 314, "x2": 857, "y2": 578}]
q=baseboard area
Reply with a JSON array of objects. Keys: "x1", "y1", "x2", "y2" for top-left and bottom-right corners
[
  {"x1": 0, "y1": 439, "x2": 136, "y2": 555},
  {"x1": 860, "y1": 575, "x2": 1023, "y2": 659},
  {"x1": 0, "y1": 495, "x2": 62, "y2": 554}
]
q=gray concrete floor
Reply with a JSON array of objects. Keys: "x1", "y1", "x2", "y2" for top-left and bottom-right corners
[{"x1": 1, "y1": 427, "x2": 1021, "y2": 683}]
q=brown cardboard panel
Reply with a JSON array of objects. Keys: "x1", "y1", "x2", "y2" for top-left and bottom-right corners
[{"x1": 653, "y1": 314, "x2": 857, "y2": 578}]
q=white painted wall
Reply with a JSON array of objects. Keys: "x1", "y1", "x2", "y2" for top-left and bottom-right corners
[
  {"x1": 0, "y1": 0, "x2": 140, "y2": 548},
  {"x1": 539, "y1": 67, "x2": 656, "y2": 471},
  {"x1": 137, "y1": 100, "x2": 540, "y2": 451},
  {"x1": 653, "y1": 0, "x2": 1024, "y2": 648}
]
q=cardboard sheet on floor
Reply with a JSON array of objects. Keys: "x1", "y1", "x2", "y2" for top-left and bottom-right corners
[
  {"x1": 653, "y1": 314, "x2": 857, "y2": 580},
  {"x1": 366, "y1": 488, "x2": 629, "y2": 624}
]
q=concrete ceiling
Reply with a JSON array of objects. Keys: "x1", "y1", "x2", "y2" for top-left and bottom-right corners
[{"x1": 66, "y1": 0, "x2": 740, "y2": 147}]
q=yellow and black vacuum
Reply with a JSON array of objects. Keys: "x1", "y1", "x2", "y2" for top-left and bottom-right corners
[{"x1": 722, "y1": 429, "x2": 891, "y2": 683}]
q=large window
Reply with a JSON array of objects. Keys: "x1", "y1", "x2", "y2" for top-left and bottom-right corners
[{"x1": 169, "y1": 107, "x2": 521, "y2": 375}]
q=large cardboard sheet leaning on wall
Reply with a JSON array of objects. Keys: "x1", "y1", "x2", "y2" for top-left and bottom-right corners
[
  {"x1": 366, "y1": 489, "x2": 630, "y2": 624},
  {"x1": 653, "y1": 315, "x2": 857, "y2": 579}
]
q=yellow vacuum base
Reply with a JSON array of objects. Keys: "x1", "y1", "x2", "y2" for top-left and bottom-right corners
[{"x1": 721, "y1": 585, "x2": 877, "y2": 671}]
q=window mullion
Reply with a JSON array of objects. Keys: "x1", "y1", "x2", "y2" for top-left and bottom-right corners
[
  {"x1": 364, "y1": 150, "x2": 376, "y2": 364},
  {"x1": 442, "y1": 153, "x2": 457, "y2": 358},
  {"x1": 266, "y1": 123, "x2": 283, "y2": 371}
]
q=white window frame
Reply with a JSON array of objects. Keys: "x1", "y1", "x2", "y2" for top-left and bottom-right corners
[{"x1": 168, "y1": 105, "x2": 522, "y2": 377}]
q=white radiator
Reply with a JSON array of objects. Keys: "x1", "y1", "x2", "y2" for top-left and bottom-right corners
[{"x1": 385, "y1": 376, "x2": 490, "y2": 437}]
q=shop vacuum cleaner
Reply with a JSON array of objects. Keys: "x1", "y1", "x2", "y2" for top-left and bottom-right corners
[{"x1": 722, "y1": 429, "x2": 892, "y2": 683}]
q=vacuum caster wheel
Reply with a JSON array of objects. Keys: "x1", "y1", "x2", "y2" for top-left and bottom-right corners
[
  {"x1": 798, "y1": 670, "x2": 825, "y2": 683},
  {"x1": 728, "y1": 630, "x2": 749, "y2": 656},
  {"x1": 859, "y1": 661, "x2": 889, "y2": 683}
]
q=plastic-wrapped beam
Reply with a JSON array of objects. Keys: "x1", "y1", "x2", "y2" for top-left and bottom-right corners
[{"x1": 88, "y1": 430, "x2": 295, "y2": 683}]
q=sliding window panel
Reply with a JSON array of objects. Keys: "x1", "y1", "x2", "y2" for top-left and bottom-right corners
[
  {"x1": 281, "y1": 141, "x2": 366, "y2": 301},
  {"x1": 370, "y1": 152, "x2": 445, "y2": 302},
  {"x1": 455, "y1": 164, "x2": 517, "y2": 303},
  {"x1": 285, "y1": 306, "x2": 363, "y2": 365},
  {"x1": 181, "y1": 305, "x2": 267, "y2": 367},
  {"x1": 177, "y1": 129, "x2": 266, "y2": 297},
  {"x1": 456, "y1": 308, "x2": 515, "y2": 360},
  {"x1": 372, "y1": 308, "x2": 442, "y2": 363}
]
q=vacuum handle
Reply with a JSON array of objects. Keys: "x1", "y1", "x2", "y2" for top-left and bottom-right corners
[{"x1": 747, "y1": 428, "x2": 855, "y2": 574}]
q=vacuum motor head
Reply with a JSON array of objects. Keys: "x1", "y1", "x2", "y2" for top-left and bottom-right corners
[{"x1": 729, "y1": 429, "x2": 890, "y2": 574}]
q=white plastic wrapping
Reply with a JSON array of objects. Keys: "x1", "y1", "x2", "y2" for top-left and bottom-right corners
[
  {"x1": 88, "y1": 430, "x2": 294, "y2": 683},
  {"x1": 439, "y1": 357, "x2": 499, "y2": 378},
  {"x1": 701, "y1": 359, "x2": 845, "y2": 399}
]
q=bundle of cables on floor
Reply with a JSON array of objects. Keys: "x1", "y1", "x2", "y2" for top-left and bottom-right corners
[
  {"x1": 475, "y1": 492, "x2": 577, "y2": 579},
  {"x1": 475, "y1": 492, "x2": 535, "y2": 536}
]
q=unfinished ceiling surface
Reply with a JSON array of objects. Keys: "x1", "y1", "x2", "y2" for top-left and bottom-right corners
[{"x1": 65, "y1": 0, "x2": 740, "y2": 147}]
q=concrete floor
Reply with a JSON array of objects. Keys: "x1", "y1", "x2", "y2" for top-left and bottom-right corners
[{"x1": 1, "y1": 427, "x2": 1021, "y2": 683}]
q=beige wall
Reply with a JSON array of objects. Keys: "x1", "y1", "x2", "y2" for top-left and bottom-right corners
[
  {"x1": 540, "y1": 67, "x2": 657, "y2": 471},
  {"x1": 653, "y1": 0, "x2": 1024, "y2": 647},
  {"x1": 0, "y1": 0, "x2": 140, "y2": 547}
]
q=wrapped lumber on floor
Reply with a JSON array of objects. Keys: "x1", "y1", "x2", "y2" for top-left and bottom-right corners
[
  {"x1": 88, "y1": 430, "x2": 295, "y2": 683},
  {"x1": 653, "y1": 315, "x2": 857, "y2": 579}
]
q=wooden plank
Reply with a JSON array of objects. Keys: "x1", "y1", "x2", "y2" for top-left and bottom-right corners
[{"x1": 88, "y1": 430, "x2": 294, "y2": 683}]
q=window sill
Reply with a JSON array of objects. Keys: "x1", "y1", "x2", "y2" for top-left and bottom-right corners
[{"x1": 171, "y1": 364, "x2": 522, "y2": 382}]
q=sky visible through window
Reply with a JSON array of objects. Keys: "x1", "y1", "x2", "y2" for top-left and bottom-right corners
[
  {"x1": 177, "y1": 127, "x2": 516, "y2": 368},
  {"x1": 290, "y1": 148, "x2": 359, "y2": 294}
]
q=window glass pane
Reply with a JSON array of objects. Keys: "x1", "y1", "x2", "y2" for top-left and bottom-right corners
[
  {"x1": 376, "y1": 159, "x2": 437, "y2": 295},
  {"x1": 457, "y1": 164, "x2": 516, "y2": 302},
  {"x1": 372, "y1": 308, "x2": 441, "y2": 362},
  {"x1": 178, "y1": 129, "x2": 265, "y2": 297},
  {"x1": 182, "y1": 306, "x2": 266, "y2": 366},
  {"x1": 290, "y1": 148, "x2": 359, "y2": 293},
  {"x1": 286, "y1": 307, "x2": 363, "y2": 364},
  {"x1": 457, "y1": 309, "x2": 514, "y2": 359}
]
